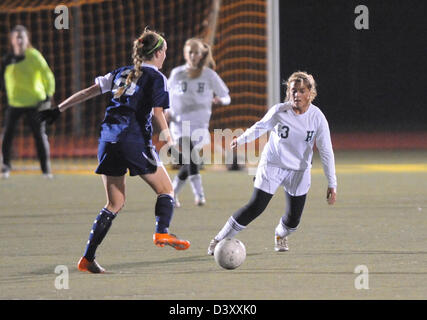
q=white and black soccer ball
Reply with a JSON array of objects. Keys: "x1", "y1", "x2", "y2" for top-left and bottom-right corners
[{"x1": 214, "y1": 238, "x2": 246, "y2": 270}]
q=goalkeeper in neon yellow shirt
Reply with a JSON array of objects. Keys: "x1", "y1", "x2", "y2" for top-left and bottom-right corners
[{"x1": 1, "y1": 25, "x2": 55, "y2": 178}]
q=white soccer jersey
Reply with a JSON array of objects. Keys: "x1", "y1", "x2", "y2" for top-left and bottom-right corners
[
  {"x1": 168, "y1": 64, "x2": 230, "y2": 144},
  {"x1": 236, "y1": 102, "x2": 337, "y2": 189}
]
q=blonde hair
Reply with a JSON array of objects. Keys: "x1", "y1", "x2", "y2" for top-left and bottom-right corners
[
  {"x1": 184, "y1": 38, "x2": 216, "y2": 78},
  {"x1": 284, "y1": 71, "x2": 317, "y2": 102},
  {"x1": 114, "y1": 27, "x2": 165, "y2": 99}
]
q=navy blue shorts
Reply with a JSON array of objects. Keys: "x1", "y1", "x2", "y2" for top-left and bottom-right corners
[{"x1": 95, "y1": 140, "x2": 161, "y2": 176}]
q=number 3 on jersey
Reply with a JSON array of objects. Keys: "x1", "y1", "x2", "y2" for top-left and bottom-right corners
[
  {"x1": 279, "y1": 125, "x2": 289, "y2": 139},
  {"x1": 112, "y1": 70, "x2": 137, "y2": 96},
  {"x1": 279, "y1": 126, "x2": 315, "y2": 142}
]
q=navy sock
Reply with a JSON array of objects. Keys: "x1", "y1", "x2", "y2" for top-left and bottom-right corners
[
  {"x1": 155, "y1": 194, "x2": 174, "y2": 234},
  {"x1": 83, "y1": 208, "x2": 116, "y2": 262}
]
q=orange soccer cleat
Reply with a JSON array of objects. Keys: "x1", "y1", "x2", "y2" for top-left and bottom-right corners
[
  {"x1": 153, "y1": 233, "x2": 190, "y2": 250},
  {"x1": 77, "y1": 256, "x2": 106, "y2": 273}
]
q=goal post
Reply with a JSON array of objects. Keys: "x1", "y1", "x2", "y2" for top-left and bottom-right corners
[{"x1": 267, "y1": 0, "x2": 281, "y2": 108}]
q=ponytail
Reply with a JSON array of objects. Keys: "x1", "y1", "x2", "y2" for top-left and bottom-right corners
[{"x1": 114, "y1": 27, "x2": 165, "y2": 99}]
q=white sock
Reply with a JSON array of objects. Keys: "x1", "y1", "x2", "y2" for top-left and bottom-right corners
[
  {"x1": 189, "y1": 174, "x2": 204, "y2": 198},
  {"x1": 172, "y1": 176, "x2": 186, "y2": 196},
  {"x1": 275, "y1": 219, "x2": 297, "y2": 237},
  {"x1": 215, "y1": 216, "x2": 246, "y2": 241}
]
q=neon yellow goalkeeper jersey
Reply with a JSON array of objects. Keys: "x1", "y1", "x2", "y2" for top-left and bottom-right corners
[{"x1": 3, "y1": 48, "x2": 55, "y2": 107}]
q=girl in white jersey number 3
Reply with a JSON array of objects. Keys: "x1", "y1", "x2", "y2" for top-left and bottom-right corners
[{"x1": 208, "y1": 71, "x2": 337, "y2": 254}]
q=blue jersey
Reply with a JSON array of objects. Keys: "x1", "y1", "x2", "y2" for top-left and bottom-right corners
[{"x1": 95, "y1": 63, "x2": 169, "y2": 143}]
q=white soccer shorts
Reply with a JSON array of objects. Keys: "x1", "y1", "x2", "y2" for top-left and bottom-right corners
[{"x1": 253, "y1": 164, "x2": 311, "y2": 196}]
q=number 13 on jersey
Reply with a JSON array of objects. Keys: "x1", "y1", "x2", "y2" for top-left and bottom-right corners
[{"x1": 279, "y1": 125, "x2": 315, "y2": 142}]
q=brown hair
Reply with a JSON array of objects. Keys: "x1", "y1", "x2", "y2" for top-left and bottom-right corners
[
  {"x1": 114, "y1": 27, "x2": 165, "y2": 99},
  {"x1": 184, "y1": 38, "x2": 216, "y2": 78},
  {"x1": 9, "y1": 25, "x2": 33, "y2": 50},
  {"x1": 284, "y1": 71, "x2": 317, "y2": 102}
]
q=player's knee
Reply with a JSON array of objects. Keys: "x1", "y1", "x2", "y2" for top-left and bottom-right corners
[
  {"x1": 189, "y1": 162, "x2": 199, "y2": 176},
  {"x1": 233, "y1": 188, "x2": 272, "y2": 226},
  {"x1": 178, "y1": 164, "x2": 189, "y2": 180},
  {"x1": 232, "y1": 200, "x2": 266, "y2": 226},
  {"x1": 156, "y1": 187, "x2": 174, "y2": 198},
  {"x1": 106, "y1": 199, "x2": 125, "y2": 213},
  {"x1": 283, "y1": 193, "x2": 306, "y2": 229}
]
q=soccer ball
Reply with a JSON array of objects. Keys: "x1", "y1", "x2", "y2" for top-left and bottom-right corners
[{"x1": 214, "y1": 238, "x2": 246, "y2": 270}]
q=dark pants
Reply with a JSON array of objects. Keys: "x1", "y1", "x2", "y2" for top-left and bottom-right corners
[
  {"x1": 173, "y1": 137, "x2": 200, "y2": 180},
  {"x1": 1, "y1": 106, "x2": 51, "y2": 174},
  {"x1": 233, "y1": 188, "x2": 307, "y2": 228}
]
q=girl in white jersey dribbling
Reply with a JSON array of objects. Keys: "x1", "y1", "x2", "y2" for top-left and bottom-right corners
[
  {"x1": 167, "y1": 38, "x2": 230, "y2": 207},
  {"x1": 208, "y1": 71, "x2": 337, "y2": 254}
]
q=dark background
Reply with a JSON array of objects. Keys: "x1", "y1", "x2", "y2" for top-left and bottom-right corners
[{"x1": 279, "y1": 0, "x2": 427, "y2": 132}]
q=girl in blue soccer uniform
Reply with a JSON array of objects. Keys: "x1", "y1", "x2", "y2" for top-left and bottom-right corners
[{"x1": 39, "y1": 28, "x2": 190, "y2": 273}]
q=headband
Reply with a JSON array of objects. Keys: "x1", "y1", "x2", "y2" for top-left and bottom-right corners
[{"x1": 147, "y1": 36, "x2": 164, "y2": 55}]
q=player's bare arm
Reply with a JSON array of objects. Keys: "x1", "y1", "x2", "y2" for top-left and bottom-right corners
[
  {"x1": 58, "y1": 83, "x2": 102, "y2": 112},
  {"x1": 37, "y1": 83, "x2": 102, "y2": 125},
  {"x1": 153, "y1": 106, "x2": 174, "y2": 147}
]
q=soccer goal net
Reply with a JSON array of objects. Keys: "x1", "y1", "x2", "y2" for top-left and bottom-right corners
[{"x1": 0, "y1": 0, "x2": 268, "y2": 173}]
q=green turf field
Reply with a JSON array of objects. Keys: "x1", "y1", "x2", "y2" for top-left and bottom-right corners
[{"x1": 0, "y1": 150, "x2": 426, "y2": 300}]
